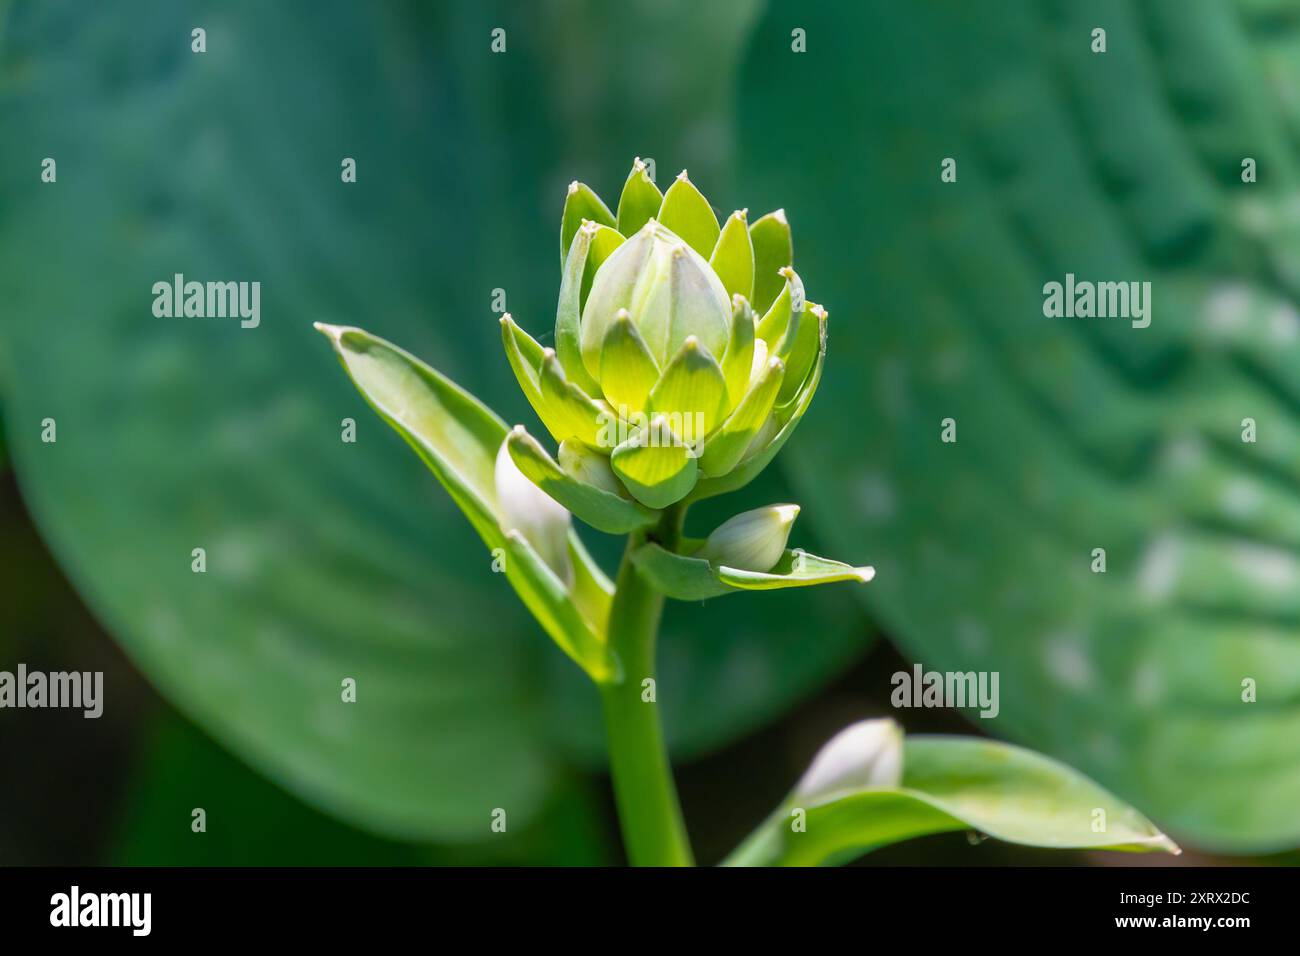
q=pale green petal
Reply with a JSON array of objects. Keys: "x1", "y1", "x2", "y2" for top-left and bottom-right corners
[
  {"x1": 658, "y1": 170, "x2": 720, "y2": 258},
  {"x1": 690, "y1": 307, "x2": 825, "y2": 500},
  {"x1": 719, "y1": 294, "x2": 756, "y2": 411},
  {"x1": 616, "y1": 157, "x2": 663, "y2": 236},
  {"x1": 599, "y1": 308, "x2": 660, "y2": 416},
  {"x1": 709, "y1": 209, "x2": 754, "y2": 302},
  {"x1": 556, "y1": 223, "x2": 603, "y2": 395},
  {"x1": 779, "y1": 302, "x2": 824, "y2": 404},
  {"x1": 560, "y1": 180, "x2": 614, "y2": 266},
  {"x1": 539, "y1": 348, "x2": 609, "y2": 447},
  {"x1": 500, "y1": 314, "x2": 570, "y2": 445},
  {"x1": 749, "y1": 208, "x2": 792, "y2": 314},
  {"x1": 647, "y1": 335, "x2": 729, "y2": 443},
  {"x1": 610, "y1": 416, "x2": 700, "y2": 508},
  {"x1": 699, "y1": 355, "x2": 784, "y2": 477},
  {"x1": 756, "y1": 265, "x2": 804, "y2": 359}
]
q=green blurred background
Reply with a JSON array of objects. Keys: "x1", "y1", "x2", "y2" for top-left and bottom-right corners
[{"x1": 1, "y1": 0, "x2": 1297, "y2": 865}]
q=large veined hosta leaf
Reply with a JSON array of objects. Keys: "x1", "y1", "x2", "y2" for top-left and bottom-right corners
[
  {"x1": 739, "y1": 0, "x2": 1300, "y2": 850},
  {"x1": 0, "y1": 0, "x2": 868, "y2": 839}
]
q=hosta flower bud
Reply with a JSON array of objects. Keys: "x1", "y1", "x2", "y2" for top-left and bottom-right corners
[
  {"x1": 698, "y1": 504, "x2": 799, "y2": 572},
  {"x1": 495, "y1": 435, "x2": 572, "y2": 584},
  {"x1": 794, "y1": 718, "x2": 903, "y2": 805},
  {"x1": 501, "y1": 160, "x2": 830, "y2": 512},
  {"x1": 579, "y1": 220, "x2": 731, "y2": 382}
]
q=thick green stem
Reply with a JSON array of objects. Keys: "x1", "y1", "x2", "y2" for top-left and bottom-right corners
[{"x1": 600, "y1": 504, "x2": 693, "y2": 866}]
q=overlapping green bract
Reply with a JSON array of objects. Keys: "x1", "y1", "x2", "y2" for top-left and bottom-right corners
[{"x1": 502, "y1": 160, "x2": 828, "y2": 514}]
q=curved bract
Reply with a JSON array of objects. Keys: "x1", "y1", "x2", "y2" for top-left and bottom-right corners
[{"x1": 315, "y1": 323, "x2": 618, "y2": 682}]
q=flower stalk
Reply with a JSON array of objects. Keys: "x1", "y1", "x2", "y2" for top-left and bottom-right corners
[{"x1": 600, "y1": 504, "x2": 694, "y2": 866}]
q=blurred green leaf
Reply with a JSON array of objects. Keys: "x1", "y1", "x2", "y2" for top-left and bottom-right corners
[
  {"x1": 114, "y1": 710, "x2": 611, "y2": 865},
  {"x1": 727, "y1": 736, "x2": 1178, "y2": 866},
  {"x1": 739, "y1": 0, "x2": 1300, "y2": 850}
]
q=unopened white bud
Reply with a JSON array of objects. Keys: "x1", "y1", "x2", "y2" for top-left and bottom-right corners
[
  {"x1": 794, "y1": 718, "x2": 903, "y2": 805},
  {"x1": 699, "y1": 504, "x2": 799, "y2": 572},
  {"x1": 495, "y1": 433, "x2": 572, "y2": 583}
]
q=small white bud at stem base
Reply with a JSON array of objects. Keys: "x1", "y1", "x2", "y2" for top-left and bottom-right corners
[{"x1": 794, "y1": 718, "x2": 904, "y2": 805}]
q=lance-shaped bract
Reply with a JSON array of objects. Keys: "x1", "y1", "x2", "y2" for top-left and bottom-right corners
[{"x1": 505, "y1": 160, "x2": 827, "y2": 513}]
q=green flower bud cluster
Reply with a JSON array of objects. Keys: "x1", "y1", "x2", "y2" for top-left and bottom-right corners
[{"x1": 500, "y1": 159, "x2": 827, "y2": 518}]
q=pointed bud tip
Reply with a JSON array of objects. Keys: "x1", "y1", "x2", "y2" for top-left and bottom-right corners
[
  {"x1": 855, "y1": 566, "x2": 876, "y2": 583},
  {"x1": 774, "y1": 208, "x2": 788, "y2": 224},
  {"x1": 779, "y1": 265, "x2": 796, "y2": 280},
  {"x1": 677, "y1": 169, "x2": 690, "y2": 182},
  {"x1": 567, "y1": 181, "x2": 580, "y2": 194}
]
